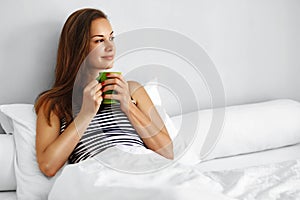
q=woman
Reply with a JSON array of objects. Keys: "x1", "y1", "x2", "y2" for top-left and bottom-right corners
[{"x1": 35, "y1": 8, "x2": 173, "y2": 177}]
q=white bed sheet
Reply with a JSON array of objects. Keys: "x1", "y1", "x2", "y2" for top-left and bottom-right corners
[
  {"x1": 196, "y1": 142, "x2": 300, "y2": 172},
  {"x1": 2, "y1": 144, "x2": 299, "y2": 200},
  {"x1": 204, "y1": 159, "x2": 300, "y2": 200},
  {"x1": 48, "y1": 146, "x2": 235, "y2": 200},
  {"x1": 196, "y1": 143, "x2": 300, "y2": 200},
  {"x1": 0, "y1": 192, "x2": 16, "y2": 200}
]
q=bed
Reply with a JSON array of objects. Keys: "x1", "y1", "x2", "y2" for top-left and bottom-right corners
[
  {"x1": 1, "y1": 98, "x2": 300, "y2": 200},
  {"x1": 1, "y1": 1, "x2": 300, "y2": 198}
]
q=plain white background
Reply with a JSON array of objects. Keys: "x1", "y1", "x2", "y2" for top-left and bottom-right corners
[{"x1": 0, "y1": 0, "x2": 299, "y2": 114}]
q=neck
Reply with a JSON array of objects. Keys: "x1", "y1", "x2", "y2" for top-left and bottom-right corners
[{"x1": 78, "y1": 64, "x2": 101, "y2": 88}]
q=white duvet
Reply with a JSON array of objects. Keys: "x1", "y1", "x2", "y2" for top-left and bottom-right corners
[
  {"x1": 48, "y1": 146, "x2": 235, "y2": 200},
  {"x1": 203, "y1": 159, "x2": 300, "y2": 200},
  {"x1": 49, "y1": 145, "x2": 300, "y2": 200}
]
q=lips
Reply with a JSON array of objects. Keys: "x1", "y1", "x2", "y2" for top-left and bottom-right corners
[{"x1": 101, "y1": 55, "x2": 114, "y2": 60}]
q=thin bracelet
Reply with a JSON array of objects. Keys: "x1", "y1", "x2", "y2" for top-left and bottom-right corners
[
  {"x1": 73, "y1": 118, "x2": 81, "y2": 139},
  {"x1": 131, "y1": 97, "x2": 137, "y2": 105}
]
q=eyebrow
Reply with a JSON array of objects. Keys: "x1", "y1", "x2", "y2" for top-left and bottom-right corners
[{"x1": 91, "y1": 31, "x2": 114, "y2": 38}]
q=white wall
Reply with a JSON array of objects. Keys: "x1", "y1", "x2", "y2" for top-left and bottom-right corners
[{"x1": 0, "y1": 0, "x2": 299, "y2": 114}]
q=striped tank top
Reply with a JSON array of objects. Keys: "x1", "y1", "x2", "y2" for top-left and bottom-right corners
[{"x1": 60, "y1": 103, "x2": 145, "y2": 164}]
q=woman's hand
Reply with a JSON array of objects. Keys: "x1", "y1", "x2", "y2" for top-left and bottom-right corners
[
  {"x1": 79, "y1": 80, "x2": 103, "y2": 118},
  {"x1": 102, "y1": 73, "x2": 132, "y2": 113}
]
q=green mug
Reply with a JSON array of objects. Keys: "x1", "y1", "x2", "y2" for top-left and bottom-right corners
[{"x1": 96, "y1": 72, "x2": 122, "y2": 104}]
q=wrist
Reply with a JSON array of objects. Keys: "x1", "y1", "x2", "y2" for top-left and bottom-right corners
[
  {"x1": 122, "y1": 97, "x2": 137, "y2": 115},
  {"x1": 73, "y1": 118, "x2": 82, "y2": 138},
  {"x1": 77, "y1": 110, "x2": 94, "y2": 122},
  {"x1": 131, "y1": 97, "x2": 137, "y2": 106},
  {"x1": 72, "y1": 112, "x2": 93, "y2": 139},
  {"x1": 75, "y1": 112, "x2": 93, "y2": 130},
  {"x1": 125, "y1": 99, "x2": 137, "y2": 116}
]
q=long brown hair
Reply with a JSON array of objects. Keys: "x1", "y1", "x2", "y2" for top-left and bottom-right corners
[{"x1": 35, "y1": 8, "x2": 107, "y2": 126}]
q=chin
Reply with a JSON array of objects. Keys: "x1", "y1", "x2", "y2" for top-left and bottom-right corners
[{"x1": 106, "y1": 65, "x2": 113, "y2": 69}]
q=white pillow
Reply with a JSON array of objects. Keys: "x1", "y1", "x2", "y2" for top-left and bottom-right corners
[
  {"x1": 0, "y1": 134, "x2": 16, "y2": 191},
  {"x1": 143, "y1": 80, "x2": 204, "y2": 165},
  {"x1": 0, "y1": 124, "x2": 5, "y2": 134},
  {"x1": 175, "y1": 99, "x2": 300, "y2": 161},
  {"x1": 171, "y1": 108, "x2": 212, "y2": 165},
  {"x1": 204, "y1": 99, "x2": 300, "y2": 160},
  {"x1": 0, "y1": 104, "x2": 60, "y2": 200},
  {"x1": 144, "y1": 80, "x2": 178, "y2": 140},
  {"x1": 0, "y1": 110, "x2": 13, "y2": 134}
]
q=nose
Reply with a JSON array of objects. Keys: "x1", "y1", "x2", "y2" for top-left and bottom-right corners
[{"x1": 104, "y1": 39, "x2": 114, "y2": 52}]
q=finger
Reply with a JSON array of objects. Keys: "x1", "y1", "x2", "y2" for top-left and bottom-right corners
[
  {"x1": 102, "y1": 84, "x2": 122, "y2": 94},
  {"x1": 104, "y1": 74, "x2": 127, "y2": 85},
  {"x1": 102, "y1": 79, "x2": 127, "y2": 91},
  {"x1": 95, "y1": 89, "x2": 102, "y2": 96},
  {"x1": 106, "y1": 73, "x2": 122, "y2": 79},
  {"x1": 91, "y1": 83, "x2": 102, "y2": 94},
  {"x1": 98, "y1": 95, "x2": 103, "y2": 101},
  {"x1": 103, "y1": 94, "x2": 119, "y2": 100},
  {"x1": 96, "y1": 96, "x2": 103, "y2": 106},
  {"x1": 102, "y1": 78, "x2": 119, "y2": 86}
]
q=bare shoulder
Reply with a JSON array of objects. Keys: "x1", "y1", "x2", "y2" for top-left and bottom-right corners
[
  {"x1": 36, "y1": 100, "x2": 60, "y2": 128},
  {"x1": 127, "y1": 80, "x2": 154, "y2": 108},
  {"x1": 127, "y1": 80, "x2": 143, "y2": 96}
]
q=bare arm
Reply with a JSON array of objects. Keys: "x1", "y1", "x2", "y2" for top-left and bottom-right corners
[
  {"x1": 36, "y1": 80, "x2": 103, "y2": 177},
  {"x1": 36, "y1": 106, "x2": 92, "y2": 177},
  {"x1": 102, "y1": 74, "x2": 173, "y2": 159},
  {"x1": 126, "y1": 81, "x2": 174, "y2": 159}
]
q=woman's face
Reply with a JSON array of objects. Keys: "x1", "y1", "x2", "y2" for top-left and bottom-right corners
[{"x1": 88, "y1": 18, "x2": 115, "y2": 70}]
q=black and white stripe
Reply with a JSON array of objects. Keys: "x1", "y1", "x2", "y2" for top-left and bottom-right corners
[
  {"x1": 61, "y1": 103, "x2": 145, "y2": 164},
  {"x1": 60, "y1": 118, "x2": 67, "y2": 133}
]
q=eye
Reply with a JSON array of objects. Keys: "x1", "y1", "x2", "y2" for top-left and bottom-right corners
[
  {"x1": 95, "y1": 39, "x2": 105, "y2": 43},
  {"x1": 109, "y1": 36, "x2": 115, "y2": 41}
]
